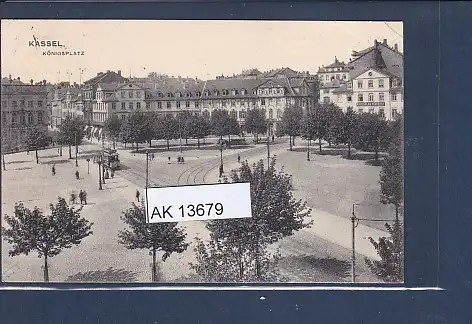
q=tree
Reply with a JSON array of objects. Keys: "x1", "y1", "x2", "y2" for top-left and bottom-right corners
[
  {"x1": 2, "y1": 197, "x2": 93, "y2": 281},
  {"x1": 380, "y1": 116, "x2": 403, "y2": 220},
  {"x1": 303, "y1": 104, "x2": 329, "y2": 153},
  {"x1": 58, "y1": 116, "x2": 85, "y2": 159},
  {"x1": 118, "y1": 202, "x2": 189, "y2": 282},
  {"x1": 365, "y1": 217, "x2": 403, "y2": 282},
  {"x1": 127, "y1": 111, "x2": 150, "y2": 151},
  {"x1": 335, "y1": 109, "x2": 358, "y2": 159},
  {"x1": 193, "y1": 158, "x2": 312, "y2": 281},
  {"x1": 120, "y1": 117, "x2": 133, "y2": 149},
  {"x1": 158, "y1": 114, "x2": 179, "y2": 150},
  {"x1": 103, "y1": 115, "x2": 123, "y2": 149},
  {"x1": 352, "y1": 112, "x2": 389, "y2": 161},
  {"x1": 188, "y1": 115, "x2": 211, "y2": 148},
  {"x1": 244, "y1": 109, "x2": 267, "y2": 144},
  {"x1": 1, "y1": 127, "x2": 11, "y2": 170},
  {"x1": 279, "y1": 105, "x2": 303, "y2": 151},
  {"x1": 210, "y1": 109, "x2": 231, "y2": 140},
  {"x1": 323, "y1": 103, "x2": 344, "y2": 147},
  {"x1": 26, "y1": 127, "x2": 51, "y2": 164},
  {"x1": 226, "y1": 115, "x2": 241, "y2": 149}
]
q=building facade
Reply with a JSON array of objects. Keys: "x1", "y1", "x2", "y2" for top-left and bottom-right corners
[
  {"x1": 1, "y1": 83, "x2": 49, "y2": 152},
  {"x1": 317, "y1": 39, "x2": 404, "y2": 120}
]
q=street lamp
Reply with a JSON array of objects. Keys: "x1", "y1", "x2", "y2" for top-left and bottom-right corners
[
  {"x1": 219, "y1": 136, "x2": 224, "y2": 177},
  {"x1": 305, "y1": 106, "x2": 311, "y2": 161},
  {"x1": 97, "y1": 155, "x2": 103, "y2": 190},
  {"x1": 75, "y1": 132, "x2": 78, "y2": 167},
  {"x1": 86, "y1": 158, "x2": 90, "y2": 174},
  {"x1": 266, "y1": 121, "x2": 271, "y2": 169}
]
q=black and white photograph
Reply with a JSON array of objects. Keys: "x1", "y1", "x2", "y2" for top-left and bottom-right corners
[{"x1": 1, "y1": 20, "x2": 404, "y2": 284}]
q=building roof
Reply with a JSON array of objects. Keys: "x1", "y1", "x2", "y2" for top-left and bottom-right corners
[
  {"x1": 349, "y1": 66, "x2": 400, "y2": 80},
  {"x1": 1, "y1": 84, "x2": 49, "y2": 95},
  {"x1": 319, "y1": 79, "x2": 345, "y2": 89},
  {"x1": 332, "y1": 84, "x2": 352, "y2": 94},
  {"x1": 324, "y1": 57, "x2": 346, "y2": 69},
  {"x1": 1, "y1": 77, "x2": 26, "y2": 85},
  {"x1": 83, "y1": 70, "x2": 128, "y2": 86},
  {"x1": 98, "y1": 83, "x2": 122, "y2": 92}
]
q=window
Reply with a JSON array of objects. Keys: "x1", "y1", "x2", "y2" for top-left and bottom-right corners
[
  {"x1": 347, "y1": 107, "x2": 353, "y2": 112},
  {"x1": 121, "y1": 102, "x2": 126, "y2": 110},
  {"x1": 231, "y1": 100, "x2": 235, "y2": 106},
  {"x1": 28, "y1": 101, "x2": 33, "y2": 108},
  {"x1": 121, "y1": 115, "x2": 126, "y2": 120},
  {"x1": 177, "y1": 101, "x2": 181, "y2": 108},
  {"x1": 146, "y1": 102, "x2": 150, "y2": 109},
  {"x1": 379, "y1": 108, "x2": 385, "y2": 117},
  {"x1": 239, "y1": 110, "x2": 246, "y2": 119},
  {"x1": 343, "y1": 74, "x2": 346, "y2": 79},
  {"x1": 260, "y1": 99, "x2": 265, "y2": 106},
  {"x1": 186, "y1": 92, "x2": 191, "y2": 98},
  {"x1": 129, "y1": 91, "x2": 133, "y2": 99},
  {"x1": 222, "y1": 90, "x2": 228, "y2": 96},
  {"x1": 230, "y1": 110, "x2": 237, "y2": 119},
  {"x1": 1, "y1": 100, "x2": 6, "y2": 107},
  {"x1": 358, "y1": 94, "x2": 364, "y2": 102},
  {"x1": 347, "y1": 95, "x2": 352, "y2": 102},
  {"x1": 357, "y1": 80, "x2": 363, "y2": 89},
  {"x1": 112, "y1": 103, "x2": 117, "y2": 110},
  {"x1": 269, "y1": 98, "x2": 273, "y2": 104},
  {"x1": 276, "y1": 98, "x2": 281, "y2": 105},
  {"x1": 20, "y1": 100, "x2": 25, "y2": 107},
  {"x1": 392, "y1": 109, "x2": 398, "y2": 117},
  {"x1": 269, "y1": 109, "x2": 273, "y2": 119},
  {"x1": 379, "y1": 79, "x2": 384, "y2": 88},
  {"x1": 128, "y1": 102, "x2": 133, "y2": 110},
  {"x1": 391, "y1": 93, "x2": 397, "y2": 101},
  {"x1": 12, "y1": 101, "x2": 17, "y2": 108},
  {"x1": 167, "y1": 92, "x2": 173, "y2": 98},
  {"x1": 323, "y1": 89, "x2": 329, "y2": 94},
  {"x1": 185, "y1": 101, "x2": 190, "y2": 108},
  {"x1": 137, "y1": 102, "x2": 141, "y2": 109},
  {"x1": 37, "y1": 112, "x2": 43, "y2": 123},
  {"x1": 358, "y1": 108, "x2": 363, "y2": 113},
  {"x1": 195, "y1": 102, "x2": 199, "y2": 108},
  {"x1": 368, "y1": 93, "x2": 374, "y2": 101},
  {"x1": 369, "y1": 108, "x2": 375, "y2": 113},
  {"x1": 19, "y1": 113, "x2": 26, "y2": 124},
  {"x1": 277, "y1": 109, "x2": 282, "y2": 119},
  {"x1": 137, "y1": 91, "x2": 142, "y2": 98},
  {"x1": 28, "y1": 112, "x2": 33, "y2": 124},
  {"x1": 157, "y1": 102, "x2": 162, "y2": 109},
  {"x1": 241, "y1": 101, "x2": 245, "y2": 106},
  {"x1": 167, "y1": 102, "x2": 171, "y2": 109},
  {"x1": 323, "y1": 97, "x2": 330, "y2": 103},
  {"x1": 368, "y1": 80, "x2": 373, "y2": 88},
  {"x1": 325, "y1": 75, "x2": 329, "y2": 81},
  {"x1": 121, "y1": 91, "x2": 126, "y2": 98},
  {"x1": 12, "y1": 113, "x2": 16, "y2": 123},
  {"x1": 379, "y1": 93, "x2": 385, "y2": 101},
  {"x1": 2, "y1": 113, "x2": 6, "y2": 123}
]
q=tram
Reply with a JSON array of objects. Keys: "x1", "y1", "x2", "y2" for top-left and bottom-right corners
[{"x1": 102, "y1": 149, "x2": 120, "y2": 170}]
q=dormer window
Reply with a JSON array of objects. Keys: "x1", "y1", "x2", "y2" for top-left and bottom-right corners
[
  {"x1": 167, "y1": 92, "x2": 173, "y2": 98},
  {"x1": 196, "y1": 91, "x2": 201, "y2": 97},
  {"x1": 241, "y1": 89, "x2": 247, "y2": 95},
  {"x1": 232, "y1": 89, "x2": 238, "y2": 95},
  {"x1": 222, "y1": 89, "x2": 229, "y2": 96},
  {"x1": 214, "y1": 90, "x2": 220, "y2": 96},
  {"x1": 175, "y1": 92, "x2": 181, "y2": 98},
  {"x1": 204, "y1": 90, "x2": 210, "y2": 96},
  {"x1": 186, "y1": 92, "x2": 191, "y2": 97}
]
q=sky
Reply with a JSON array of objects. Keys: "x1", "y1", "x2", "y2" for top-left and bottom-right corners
[{"x1": 1, "y1": 20, "x2": 403, "y2": 84}]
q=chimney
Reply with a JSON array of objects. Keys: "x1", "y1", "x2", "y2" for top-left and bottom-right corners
[
  {"x1": 17, "y1": 77, "x2": 20, "y2": 81},
  {"x1": 383, "y1": 39, "x2": 387, "y2": 45},
  {"x1": 394, "y1": 43, "x2": 398, "y2": 51},
  {"x1": 107, "y1": 70, "x2": 110, "y2": 73},
  {"x1": 118, "y1": 70, "x2": 121, "y2": 76}
]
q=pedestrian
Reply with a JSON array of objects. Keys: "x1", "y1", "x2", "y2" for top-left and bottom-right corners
[
  {"x1": 111, "y1": 169, "x2": 115, "y2": 178},
  {"x1": 181, "y1": 156, "x2": 185, "y2": 164},
  {"x1": 272, "y1": 135, "x2": 275, "y2": 142},
  {"x1": 75, "y1": 170, "x2": 80, "y2": 180},
  {"x1": 82, "y1": 190, "x2": 88, "y2": 205},
  {"x1": 237, "y1": 154, "x2": 241, "y2": 163},
  {"x1": 219, "y1": 164, "x2": 223, "y2": 178},
  {"x1": 152, "y1": 153, "x2": 155, "y2": 160},
  {"x1": 177, "y1": 156, "x2": 181, "y2": 164},
  {"x1": 136, "y1": 190, "x2": 140, "y2": 202},
  {"x1": 79, "y1": 190, "x2": 84, "y2": 205},
  {"x1": 168, "y1": 156, "x2": 171, "y2": 163},
  {"x1": 52, "y1": 164, "x2": 56, "y2": 176}
]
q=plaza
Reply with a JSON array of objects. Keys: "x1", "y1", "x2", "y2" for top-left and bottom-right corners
[{"x1": 1, "y1": 137, "x2": 396, "y2": 283}]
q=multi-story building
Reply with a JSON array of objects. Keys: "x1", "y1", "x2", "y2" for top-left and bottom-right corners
[
  {"x1": 85, "y1": 67, "x2": 317, "y2": 135},
  {"x1": 1, "y1": 81, "x2": 49, "y2": 152},
  {"x1": 317, "y1": 39, "x2": 404, "y2": 120},
  {"x1": 50, "y1": 85, "x2": 85, "y2": 129}
]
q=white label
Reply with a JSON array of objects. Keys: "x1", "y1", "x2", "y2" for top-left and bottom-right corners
[{"x1": 144, "y1": 183, "x2": 252, "y2": 223}]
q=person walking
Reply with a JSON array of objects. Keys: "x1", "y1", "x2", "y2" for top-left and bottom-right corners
[
  {"x1": 237, "y1": 154, "x2": 241, "y2": 163},
  {"x1": 82, "y1": 190, "x2": 88, "y2": 205},
  {"x1": 75, "y1": 170, "x2": 80, "y2": 180},
  {"x1": 136, "y1": 190, "x2": 140, "y2": 202},
  {"x1": 52, "y1": 164, "x2": 56, "y2": 176},
  {"x1": 272, "y1": 135, "x2": 275, "y2": 143},
  {"x1": 168, "y1": 156, "x2": 171, "y2": 164},
  {"x1": 79, "y1": 190, "x2": 84, "y2": 205}
]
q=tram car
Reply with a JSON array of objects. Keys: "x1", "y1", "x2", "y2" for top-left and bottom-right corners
[{"x1": 102, "y1": 149, "x2": 120, "y2": 170}]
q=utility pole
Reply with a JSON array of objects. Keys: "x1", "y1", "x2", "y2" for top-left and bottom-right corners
[
  {"x1": 75, "y1": 132, "x2": 78, "y2": 167},
  {"x1": 351, "y1": 204, "x2": 356, "y2": 283},
  {"x1": 306, "y1": 105, "x2": 311, "y2": 161},
  {"x1": 179, "y1": 112, "x2": 183, "y2": 153},
  {"x1": 219, "y1": 136, "x2": 224, "y2": 175},
  {"x1": 267, "y1": 122, "x2": 270, "y2": 169},
  {"x1": 145, "y1": 150, "x2": 149, "y2": 189}
]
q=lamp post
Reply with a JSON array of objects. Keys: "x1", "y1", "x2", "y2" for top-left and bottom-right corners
[
  {"x1": 266, "y1": 121, "x2": 271, "y2": 169},
  {"x1": 102, "y1": 155, "x2": 106, "y2": 184},
  {"x1": 97, "y1": 155, "x2": 103, "y2": 190},
  {"x1": 219, "y1": 135, "x2": 224, "y2": 176},
  {"x1": 75, "y1": 132, "x2": 78, "y2": 167},
  {"x1": 86, "y1": 158, "x2": 90, "y2": 174},
  {"x1": 306, "y1": 106, "x2": 311, "y2": 161}
]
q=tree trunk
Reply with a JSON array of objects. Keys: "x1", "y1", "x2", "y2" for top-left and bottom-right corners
[
  {"x1": 149, "y1": 139, "x2": 152, "y2": 147},
  {"x1": 375, "y1": 148, "x2": 379, "y2": 161},
  {"x1": 289, "y1": 135, "x2": 293, "y2": 151},
  {"x1": 197, "y1": 137, "x2": 200, "y2": 149},
  {"x1": 395, "y1": 204, "x2": 399, "y2": 221},
  {"x1": 185, "y1": 137, "x2": 188, "y2": 145},
  {"x1": 166, "y1": 139, "x2": 170, "y2": 151},
  {"x1": 255, "y1": 235, "x2": 261, "y2": 281},
  {"x1": 69, "y1": 144, "x2": 72, "y2": 159},
  {"x1": 136, "y1": 142, "x2": 139, "y2": 152},
  {"x1": 2, "y1": 154, "x2": 6, "y2": 171},
  {"x1": 113, "y1": 138, "x2": 116, "y2": 150},
  {"x1": 35, "y1": 149, "x2": 39, "y2": 164},
  {"x1": 43, "y1": 254, "x2": 49, "y2": 282},
  {"x1": 152, "y1": 247, "x2": 157, "y2": 282},
  {"x1": 238, "y1": 244, "x2": 244, "y2": 280},
  {"x1": 348, "y1": 142, "x2": 352, "y2": 159},
  {"x1": 60, "y1": 145, "x2": 63, "y2": 156},
  {"x1": 292, "y1": 136, "x2": 295, "y2": 146},
  {"x1": 319, "y1": 138, "x2": 322, "y2": 153},
  {"x1": 228, "y1": 134, "x2": 231, "y2": 149}
]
